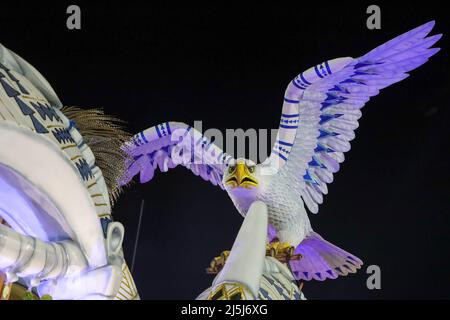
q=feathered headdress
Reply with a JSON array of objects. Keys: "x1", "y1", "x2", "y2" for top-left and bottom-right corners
[{"x1": 61, "y1": 106, "x2": 131, "y2": 205}]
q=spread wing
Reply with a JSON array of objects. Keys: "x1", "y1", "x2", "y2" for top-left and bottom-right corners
[
  {"x1": 266, "y1": 21, "x2": 441, "y2": 213},
  {"x1": 121, "y1": 122, "x2": 234, "y2": 189}
]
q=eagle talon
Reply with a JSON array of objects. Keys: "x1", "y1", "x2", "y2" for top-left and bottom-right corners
[
  {"x1": 206, "y1": 250, "x2": 230, "y2": 274},
  {"x1": 206, "y1": 242, "x2": 302, "y2": 275},
  {"x1": 266, "y1": 241, "x2": 301, "y2": 263}
]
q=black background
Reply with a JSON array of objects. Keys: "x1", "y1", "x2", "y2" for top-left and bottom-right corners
[{"x1": 1, "y1": 1, "x2": 448, "y2": 299}]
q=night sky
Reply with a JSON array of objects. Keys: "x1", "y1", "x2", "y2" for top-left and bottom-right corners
[{"x1": 1, "y1": 1, "x2": 449, "y2": 299}]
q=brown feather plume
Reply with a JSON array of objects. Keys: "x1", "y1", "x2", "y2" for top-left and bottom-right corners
[{"x1": 61, "y1": 106, "x2": 131, "y2": 206}]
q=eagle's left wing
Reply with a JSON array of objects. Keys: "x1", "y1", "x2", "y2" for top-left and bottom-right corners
[
  {"x1": 266, "y1": 21, "x2": 441, "y2": 214},
  {"x1": 122, "y1": 122, "x2": 233, "y2": 189}
]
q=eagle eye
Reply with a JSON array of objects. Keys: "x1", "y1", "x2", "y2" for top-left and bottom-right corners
[{"x1": 228, "y1": 166, "x2": 236, "y2": 174}]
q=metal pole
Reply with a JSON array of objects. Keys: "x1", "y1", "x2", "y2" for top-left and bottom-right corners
[{"x1": 131, "y1": 200, "x2": 145, "y2": 274}]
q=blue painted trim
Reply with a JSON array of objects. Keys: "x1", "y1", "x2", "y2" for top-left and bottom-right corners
[
  {"x1": 140, "y1": 131, "x2": 148, "y2": 144},
  {"x1": 325, "y1": 61, "x2": 332, "y2": 74},
  {"x1": 284, "y1": 98, "x2": 299, "y2": 104},
  {"x1": 292, "y1": 80, "x2": 306, "y2": 90},
  {"x1": 314, "y1": 65, "x2": 324, "y2": 78},
  {"x1": 280, "y1": 124, "x2": 298, "y2": 129},
  {"x1": 274, "y1": 151, "x2": 288, "y2": 161},
  {"x1": 300, "y1": 73, "x2": 312, "y2": 85},
  {"x1": 281, "y1": 113, "x2": 299, "y2": 118},
  {"x1": 277, "y1": 140, "x2": 294, "y2": 147}
]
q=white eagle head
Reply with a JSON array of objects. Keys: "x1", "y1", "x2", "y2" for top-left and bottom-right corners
[{"x1": 222, "y1": 158, "x2": 268, "y2": 215}]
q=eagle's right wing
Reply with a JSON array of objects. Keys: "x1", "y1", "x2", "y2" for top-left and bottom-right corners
[{"x1": 122, "y1": 122, "x2": 234, "y2": 189}]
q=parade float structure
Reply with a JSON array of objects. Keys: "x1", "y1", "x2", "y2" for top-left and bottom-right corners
[{"x1": 0, "y1": 21, "x2": 441, "y2": 299}]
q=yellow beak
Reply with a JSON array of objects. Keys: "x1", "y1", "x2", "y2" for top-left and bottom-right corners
[{"x1": 225, "y1": 163, "x2": 258, "y2": 189}]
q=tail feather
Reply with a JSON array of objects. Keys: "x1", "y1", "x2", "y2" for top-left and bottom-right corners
[{"x1": 290, "y1": 232, "x2": 363, "y2": 281}]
